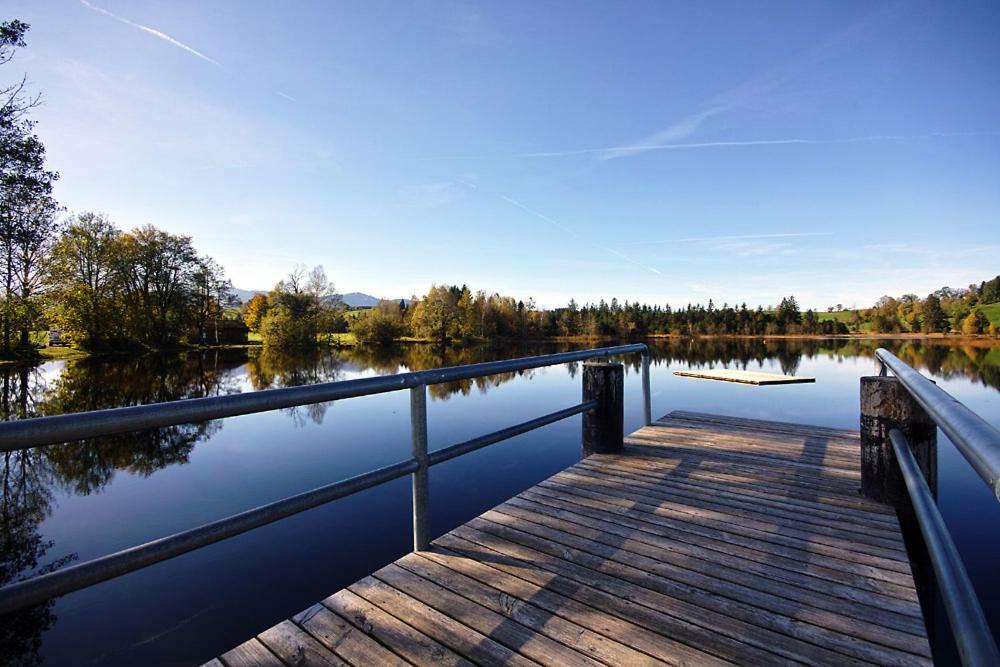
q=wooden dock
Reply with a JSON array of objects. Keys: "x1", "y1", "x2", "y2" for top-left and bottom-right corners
[
  {"x1": 673, "y1": 369, "x2": 815, "y2": 385},
  {"x1": 208, "y1": 411, "x2": 931, "y2": 666}
]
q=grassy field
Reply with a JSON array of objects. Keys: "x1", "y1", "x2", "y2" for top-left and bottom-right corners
[{"x1": 976, "y1": 302, "x2": 1000, "y2": 328}]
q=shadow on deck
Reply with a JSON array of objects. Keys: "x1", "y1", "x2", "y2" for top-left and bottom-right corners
[{"x1": 207, "y1": 411, "x2": 931, "y2": 666}]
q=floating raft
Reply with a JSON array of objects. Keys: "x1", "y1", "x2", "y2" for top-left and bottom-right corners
[
  {"x1": 673, "y1": 368, "x2": 815, "y2": 385},
  {"x1": 207, "y1": 411, "x2": 928, "y2": 666}
]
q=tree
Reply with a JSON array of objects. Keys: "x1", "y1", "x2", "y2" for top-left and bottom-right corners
[
  {"x1": 47, "y1": 212, "x2": 120, "y2": 347},
  {"x1": 116, "y1": 225, "x2": 199, "y2": 347},
  {"x1": 349, "y1": 301, "x2": 405, "y2": 344},
  {"x1": 0, "y1": 21, "x2": 59, "y2": 356},
  {"x1": 190, "y1": 257, "x2": 235, "y2": 344},
  {"x1": 920, "y1": 294, "x2": 949, "y2": 333},
  {"x1": 962, "y1": 311, "x2": 989, "y2": 336},
  {"x1": 411, "y1": 284, "x2": 461, "y2": 343},
  {"x1": 243, "y1": 294, "x2": 268, "y2": 333},
  {"x1": 776, "y1": 296, "x2": 801, "y2": 331},
  {"x1": 260, "y1": 265, "x2": 337, "y2": 348}
]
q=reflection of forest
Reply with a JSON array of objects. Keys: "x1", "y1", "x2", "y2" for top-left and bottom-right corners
[
  {"x1": 641, "y1": 337, "x2": 1000, "y2": 392},
  {"x1": 0, "y1": 338, "x2": 997, "y2": 665}
]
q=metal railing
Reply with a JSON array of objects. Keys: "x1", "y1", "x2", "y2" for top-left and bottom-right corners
[
  {"x1": 877, "y1": 348, "x2": 1000, "y2": 500},
  {"x1": 875, "y1": 348, "x2": 1000, "y2": 665},
  {"x1": 0, "y1": 343, "x2": 651, "y2": 615}
]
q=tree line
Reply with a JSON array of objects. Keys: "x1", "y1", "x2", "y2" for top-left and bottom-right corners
[{"x1": 344, "y1": 280, "x2": 999, "y2": 345}]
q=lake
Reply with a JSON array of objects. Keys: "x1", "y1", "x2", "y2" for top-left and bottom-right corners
[{"x1": 1, "y1": 337, "x2": 998, "y2": 666}]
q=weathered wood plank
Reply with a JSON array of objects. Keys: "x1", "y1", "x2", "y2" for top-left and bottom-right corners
[
  {"x1": 429, "y1": 536, "x2": 784, "y2": 667},
  {"x1": 349, "y1": 574, "x2": 536, "y2": 667},
  {"x1": 257, "y1": 620, "x2": 348, "y2": 667},
  {"x1": 666, "y1": 410, "x2": 860, "y2": 438},
  {"x1": 323, "y1": 589, "x2": 471, "y2": 666},
  {"x1": 292, "y1": 604, "x2": 407, "y2": 666},
  {"x1": 394, "y1": 553, "x2": 700, "y2": 666},
  {"x1": 209, "y1": 412, "x2": 931, "y2": 667},
  {"x1": 570, "y1": 460, "x2": 904, "y2": 538},
  {"x1": 519, "y1": 486, "x2": 915, "y2": 589},
  {"x1": 463, "y1": 519, "x2": 929, "y2": 665},
  {"x1": 375, "y1": 560, "x2": 607, "y2": 666},
  {"x1": 219, "y1": 639, "x2": 283, "y2": 667},
  {"x1": 493, "y1": 498, "x2": 927, "y2": 643}
]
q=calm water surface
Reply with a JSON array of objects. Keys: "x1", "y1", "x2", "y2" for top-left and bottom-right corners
[{"x1": 1, "y1": 338, "x2": 998, "y2": 665}]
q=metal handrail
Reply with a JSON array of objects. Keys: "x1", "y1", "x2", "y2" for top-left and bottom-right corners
[
  {"x1": 876, "y1": 348, "x2": 1000, "y2": 501},
  {"x1": 0, "y1": 344, "x2": 650, "y2": 615},
  {"x1": 890, "y1": 430, "x2": 1000, "y2": 665}
]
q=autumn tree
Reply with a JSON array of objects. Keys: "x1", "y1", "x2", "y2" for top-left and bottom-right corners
[
  {"x1": 962, "y1": 311, "x2": 989, "y2": 336},
  {"x1": 411, "y1": 284, "x2": 461, "y2": 343},
  {"x1": 243, "y1": 294, "x2": 268, "y2": 333}
]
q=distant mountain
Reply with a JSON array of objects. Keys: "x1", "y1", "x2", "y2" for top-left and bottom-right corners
[
  {"x1": 231, "y1": 288, "x2": 403, "y2": 309},
  {"x1": 232, "y1": 288, "x2": 265, "y2": 303},
  {"x1": 340, "y1": 292, "x2": 379, "y2": 308}
]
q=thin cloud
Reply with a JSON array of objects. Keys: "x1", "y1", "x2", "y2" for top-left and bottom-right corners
[
  {"x1": 515, "y1": 132, "x2": 999, "y2": 159},
  {"x1": 497, "y1": 195, "x2": 662, "y2": 276},
  {"x1": 80, "y1": 0, "x2": 220, "y2": 66},
  {"x1": 275, "y1": 91, "x2": 298, "y2": 103},
  {"x1": 599, "y1": 6, "x2": 900, "y2": 160},
  {"x1": 621, "y1": 232, "x2": 834, "y2": 247}
]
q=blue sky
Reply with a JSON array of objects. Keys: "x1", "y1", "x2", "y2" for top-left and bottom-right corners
[{"x1": 7, "y1": 1, "x2": 1000, "y2": 308}]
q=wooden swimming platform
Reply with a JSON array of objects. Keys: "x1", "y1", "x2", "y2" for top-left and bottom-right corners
[
  {"x1": 208, "y1": 410, "x2": 931, "y2": 666},
  {"x1": 673, "y1": 368, "x2": 815, "y2": 385}
]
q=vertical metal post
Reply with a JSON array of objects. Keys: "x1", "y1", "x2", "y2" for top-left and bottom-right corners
[
  {"x1": 410, "y1": 384, "x2": 429, "y2": 551},
  {"x1": 641, "y1": 351, "x2": 652, "y2": 426}
]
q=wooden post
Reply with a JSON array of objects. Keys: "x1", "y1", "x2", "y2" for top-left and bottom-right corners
[
  {"x1": 860, "y1": 376, "x2": 937, "y2": 505},
  {"x1": 582, "y1": 361, "x2": 624, "y2": 457}
]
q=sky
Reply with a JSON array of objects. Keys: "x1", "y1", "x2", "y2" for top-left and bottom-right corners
[{"x1": 5, "y1": 0, "x2": 1000, "y2": 309}]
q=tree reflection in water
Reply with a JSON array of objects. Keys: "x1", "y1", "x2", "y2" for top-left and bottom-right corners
[{"x1": 0, "y1": 337, "x2": 996, "y2": 665}]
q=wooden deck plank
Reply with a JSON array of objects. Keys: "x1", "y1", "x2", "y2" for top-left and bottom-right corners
[
  {"x1": 292, "y1": 604, "x2": 408, "y2": 666},
  {"x1": 375, "y1": 560, "x2": 609, "y2": 667},
  {"x1": 257, "y1": 620, "x2": 348, "y2": 667},
  {"x1": 219, "y1": 639, "x2": 283, "y2": 667},
  {"x1": 518, "y1": 486, "x2": 916, "y2": 589},
  {"x1": 468, "y1": 514, "x2": 927, "y2": 664},
  {"x1": 207, "y1": 412, "x2": 932, "y2": 666},
  {"x1": 392, "y1": 547, "x2": 728, "y2": 664},
  {"x1": 348, "y1": 574, "x2": 537, "y2": 667},
  {"x1": 383, "y1": 557, "x2": 654, "y2": 666}
]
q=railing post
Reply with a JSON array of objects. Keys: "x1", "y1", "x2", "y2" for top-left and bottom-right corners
[
  {"x1": 641, "y1": 351, "x2": 652, "y2": 426},
  {"x1": 860, "y1": 376, "x2": 937, "y2": 504},
  {"x1": 582, "y1": 361, "x2": 624, "y2": 456},
  {"x1": 410, "y1": 384, "x2": 429, "y2": 551}
]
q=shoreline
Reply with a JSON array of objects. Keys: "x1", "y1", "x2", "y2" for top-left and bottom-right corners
[{"x1": 10, "y1": 331, "x2": 997, "y2": 364}]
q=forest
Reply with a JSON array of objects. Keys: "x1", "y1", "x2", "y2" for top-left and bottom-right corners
[{"x1": 342, "y1": 281, "x2": 1000, "y2": 345}]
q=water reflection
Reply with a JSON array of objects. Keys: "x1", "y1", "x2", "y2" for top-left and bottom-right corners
[{"x1": 0, "y1": 337, "x2": 997, "y2": 665}]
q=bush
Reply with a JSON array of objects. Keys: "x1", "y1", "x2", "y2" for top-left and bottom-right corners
[
  {"x1": 260, "y1": 306, "x2": 318, "y2": 349},
  {"x1": 349, "y1": 311, "x2": 405, "y2": 345}
]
